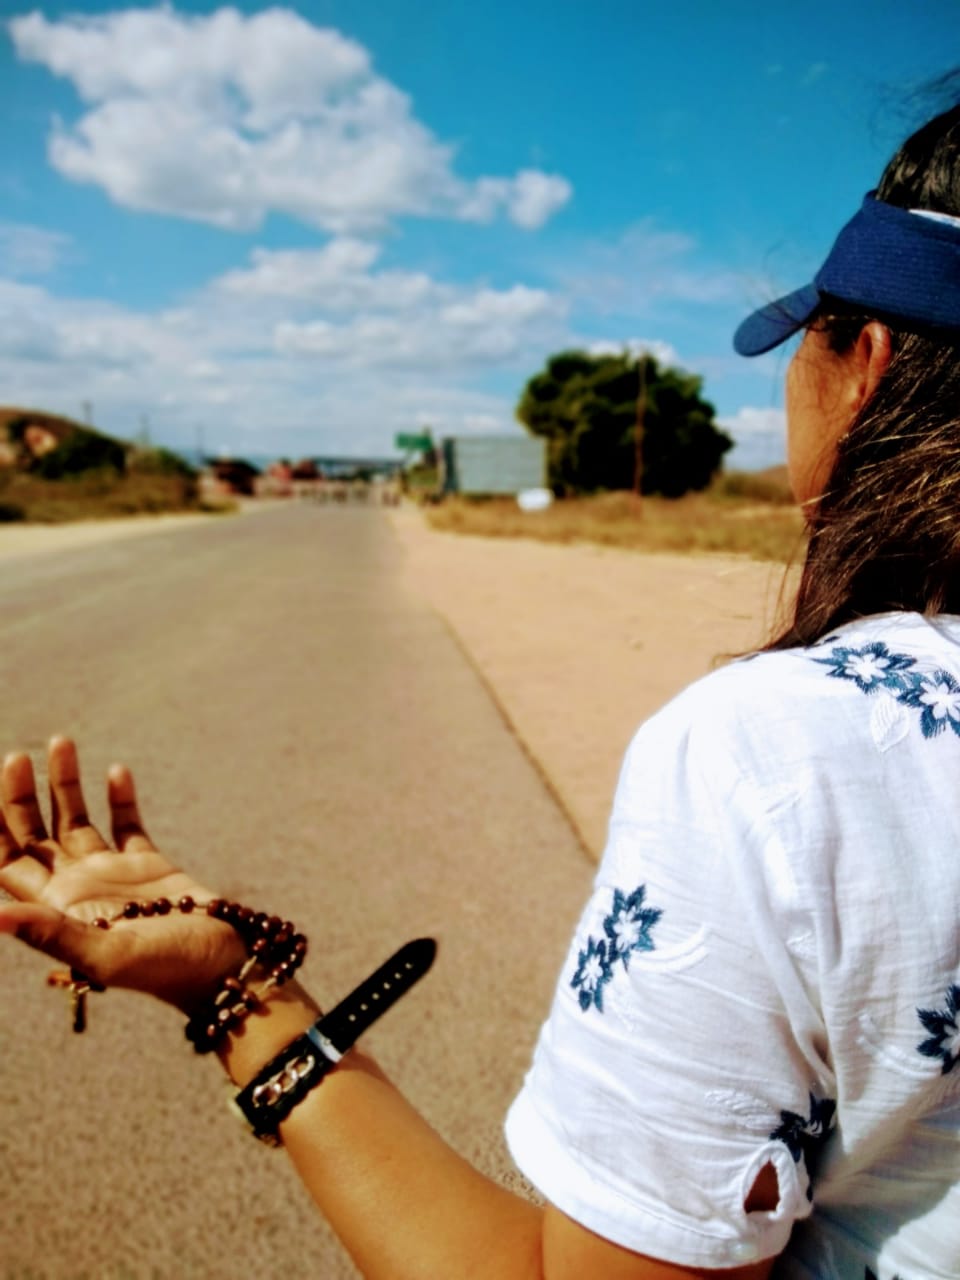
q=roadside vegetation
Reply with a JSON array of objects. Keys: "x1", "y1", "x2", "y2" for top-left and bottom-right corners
[
  {"x1": 0, "y1": 407, "x2": 215, "y2": 523},
  {"x1": 423, "y1": 469, "x2": 805, "y2": 564}
]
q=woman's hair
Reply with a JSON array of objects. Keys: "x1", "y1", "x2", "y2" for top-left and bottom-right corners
[{"x1": 768, "y1": 97, "x2": 960, "y2": 649}]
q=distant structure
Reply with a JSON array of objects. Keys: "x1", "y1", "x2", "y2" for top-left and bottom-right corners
[
  {"x1": 312, "y1": 455, "x2": 404, "y2": 480},
  {"x1": 440, "y1": 435, "x2": 545, "y2": 497},
  {"x1": 201, "y1": 457, "x2": 260, "y2": 499}
]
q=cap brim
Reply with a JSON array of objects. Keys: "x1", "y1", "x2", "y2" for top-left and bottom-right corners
[{"x1": 733, "y1": 284, "x2": 820, "y2": 356}]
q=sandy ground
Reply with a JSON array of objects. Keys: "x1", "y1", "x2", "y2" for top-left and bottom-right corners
[
  {"x1": 0, "y1": 502, "x2": 796, "y2": 860},
  {"x1": 388, "y1": 506, "x2": 795, "y2": 857}
]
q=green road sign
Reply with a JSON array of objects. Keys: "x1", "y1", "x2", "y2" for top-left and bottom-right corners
[{"x1": 395, "y1": 433, "x2": 432, "y2": 451}]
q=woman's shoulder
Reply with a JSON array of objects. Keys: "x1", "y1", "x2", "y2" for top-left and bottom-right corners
[{"x1": 628, "y1": 611, "x2": 960, "y2": 781}]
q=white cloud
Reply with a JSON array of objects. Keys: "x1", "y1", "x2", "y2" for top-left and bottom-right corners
[
  {"x1": 274, "y1": 282, "x2": 564, "y2": 368},
  {"x1": 555, "y1": 221, "x2": 742, "y2": 314},
  {"x1": 458, "y1": 170, "x2": 573, "y2": 229},
  {"x1": 10, "y1": 7, "x2": 572, "y2": 233},
  {"x1": 0, "y1": 222, "x2": 73, "y2": 276},
  {"x1": 720, "y1": 406, "x2": 786, "y2": 437},
  {"x1": 0, "y1": 239, "x2": 568, "y2": 453},
  {"x1": 586, "y1": 337, "x2": 681, "y2": 366},
  {"x1": 719, "y1": 406, "x2": 787, "y2": 471},
  {"x1": 216, "y1": 239, "x2": 445, "y2": 311}
]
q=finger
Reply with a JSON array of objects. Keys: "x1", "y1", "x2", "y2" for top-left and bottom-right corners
[
  {"x1": 107, "y1": 765, "x2": 156, "y2": 853},
  {"x1": 0, "y1": 793, "x2": 22, "y2": 864},
  {"x1": 0, "y1": 802, "x2": 54, "y2": 896},
  {"x1": 1, "y1": 753, "x2": 49, "y2": 847},
  {"x1": 0, "y1": 848, "x2": 50, "y2": 900},
  {"x1": 47, "y1": 736, "x2": 110, "y2": 856},
  {"x1": 0, "y1": 901, "x2": 111, "y2": 980}
]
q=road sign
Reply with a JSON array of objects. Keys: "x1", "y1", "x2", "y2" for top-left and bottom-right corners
[{"x1": 395, "y1": 433, "x2": 432, "y2": 452}]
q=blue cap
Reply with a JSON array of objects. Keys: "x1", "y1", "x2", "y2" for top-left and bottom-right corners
[{"x1": 734, "y1": 192, "x2": 960, "y2": 356}]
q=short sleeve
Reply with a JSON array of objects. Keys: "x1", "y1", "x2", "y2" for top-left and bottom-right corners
[{"x1": 504, "y1": 672, "x2": 836, "y2": 1270}]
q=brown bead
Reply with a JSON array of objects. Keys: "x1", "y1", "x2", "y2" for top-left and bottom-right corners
[
  {"x1": 206, "y1": 898, "x2": 226, "y2": 917},
  {"x1": 242, "y1": 990, "x2": 260, "y2": 1010},
  {"x1": 154, "y1": 898, "x2": 172, "y2": 915},
  {"x1": 251, "y1": 936, "x2": 268, "y2": 956},
  {"x1": 122, "y1": 901, "x2": 140, "y2": 919},
  {"x1": 140, "y1": 901, "x2": 156, "y2": 917},
  {"x1": 223, "y1": 976, "x2": 243, "y2": 992},
  {"x1": 235, "y1": 907, "x2": 254, "y2": 926},
  {"x1": 178, "y1": 896, "x2": 195, "y2": 913},
  {"x1": 92, "y1": 918, "x2": 110, "y2": 930}
]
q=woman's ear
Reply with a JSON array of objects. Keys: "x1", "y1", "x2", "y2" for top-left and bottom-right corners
[{"x1": 850, "y1": 321, "x2": 892, "y2": 415}]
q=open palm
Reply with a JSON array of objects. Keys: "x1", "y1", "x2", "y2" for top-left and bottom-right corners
[{"x1": 0, "y1": 738, "x2": 245, "y2": 1013}]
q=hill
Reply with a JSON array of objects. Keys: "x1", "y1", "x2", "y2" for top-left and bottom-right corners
[{"x1": 0, "y1": 405, "x2": 201, "y2": 523}]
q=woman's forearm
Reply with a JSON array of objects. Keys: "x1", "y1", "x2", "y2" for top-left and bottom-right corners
[{"x1": 217, "y1": 982, "x2": 544, "y2": 1280}]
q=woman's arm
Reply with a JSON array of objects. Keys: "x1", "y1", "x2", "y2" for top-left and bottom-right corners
[
  {"x1": 219, "y1": 981, "x2": 773, "y2": 1280},
  {"x1": 0, "y1": 739, "x2": 775, "y2": 1280}
]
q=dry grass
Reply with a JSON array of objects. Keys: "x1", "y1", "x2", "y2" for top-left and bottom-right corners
[
  {"x1": 0, "y1": 470, "x2": 204, "y2": 523},
  {"x1": 424, "y1": 484, "x2": 807, "y2": 563}
]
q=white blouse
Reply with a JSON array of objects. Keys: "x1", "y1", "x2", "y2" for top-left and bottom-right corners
[{"x1": 506, "y1": 612, "x2": 960, "y2": 1279}]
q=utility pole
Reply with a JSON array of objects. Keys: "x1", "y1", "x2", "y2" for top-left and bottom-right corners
[
  {"x1": 82, "y1": 400, "x2": 93, "y2": 426},
  {"x1": 632, "y1": 354, "x2": 645, "y2": 515}
]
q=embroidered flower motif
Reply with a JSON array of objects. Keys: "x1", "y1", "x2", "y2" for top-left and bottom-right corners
[
  {"x1": 813, "y1": 642, "x2": 916, "y2": 693},
  {"x1": 900, "y1": 671, "x2": 960, "y2": 739},
  {"x1": 770, "y1": 1092, "x2": 836, "y2": 1200},
  {"x1": 603, "y1": 886, "x2": 662, "y2": 969},
  {"x1": 571, "y1": 936, "x2": 612, "y2": 1012},
  {"x1": 811, "y1": 643, "x2": 960, "y2": 740},
  {"x1": 916, "y1": 983, "x2": 960, "y2": 1074},
  {"x1": 570, "y1": 883, "x2": 663, "y2": 1014}
]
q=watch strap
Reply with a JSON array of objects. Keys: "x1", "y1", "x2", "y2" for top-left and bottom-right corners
[
  {"x1": 319, "y1": 937, "x2": 437, "y2": 1056},
  {"x1": 232, "y1": 937, "x2": 436, "y2": 1143}
]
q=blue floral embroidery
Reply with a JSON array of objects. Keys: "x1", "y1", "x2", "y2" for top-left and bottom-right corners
[
  {"x1": 917, "y1": 984, "x2": 960, "y2": 1074},
  {"x1": 813, "y1": 641, "x2": 917, "y2": 693},
  {"x1": 570, "y1": 936, "x2": 612, "y2": 1012},
  {"x1": 770, "y1": 1092, "x2": 836, "y2": 1200},
  {"x1": 898, "y1": 669, "x2": 960, "y2": 739},
  {"x1": 812, "y1": 642, "x2": 960, "y2": 739},
  {"x1": 570, "y1": 885, "x2": 662, "y2": 1013}
]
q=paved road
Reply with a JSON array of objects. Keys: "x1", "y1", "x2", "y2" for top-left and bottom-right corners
[{"x1": 0, "y1": 504, "x2": 593, "y2": 1279}]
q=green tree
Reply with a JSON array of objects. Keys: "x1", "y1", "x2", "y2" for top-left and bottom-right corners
[
  {"x1": 517, "y1": 349, "x2": 732, "y2": 497},
  {"x1": 31, "y1": 428, "x2": 127, "y2": 479}
]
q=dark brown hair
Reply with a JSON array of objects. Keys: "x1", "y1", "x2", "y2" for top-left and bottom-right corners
[{"x1": 767, "y1": 98, "x2": 960, "y2": 649}]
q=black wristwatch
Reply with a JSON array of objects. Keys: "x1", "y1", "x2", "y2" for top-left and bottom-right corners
[{"x1": 231, "y1": 938, "x2": 437, "y2": 1144}]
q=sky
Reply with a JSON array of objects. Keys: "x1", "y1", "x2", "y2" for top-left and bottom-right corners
[{"x1": 2, "y1": 2, "x2": 957, "y2": 469}]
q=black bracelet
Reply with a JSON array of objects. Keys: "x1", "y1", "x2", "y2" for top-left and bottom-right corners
[{"x1": 231, "y1": 938, "x2": 436, "y2": 1145}]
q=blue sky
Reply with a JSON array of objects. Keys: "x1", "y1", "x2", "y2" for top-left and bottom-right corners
[{"x1": 2, "y1": 2, "x2": 956, "y2": 468}]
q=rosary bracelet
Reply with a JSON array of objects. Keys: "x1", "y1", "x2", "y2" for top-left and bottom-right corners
[{"x1": 47, "y1": 895, "x2": 308, "y2": 1052}]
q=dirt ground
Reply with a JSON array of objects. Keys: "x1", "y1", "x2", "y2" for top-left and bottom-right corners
[
  {"x1": 0, "y1": 502, "x2": 797, "y2": 859},
  {"x1": 386, "y1": 506, "x2": 796, "y2": 858}
]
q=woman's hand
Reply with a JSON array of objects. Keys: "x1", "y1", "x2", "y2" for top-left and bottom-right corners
[{"x1": 0, "y1": 736, "x2": 245, "y2": 1013}]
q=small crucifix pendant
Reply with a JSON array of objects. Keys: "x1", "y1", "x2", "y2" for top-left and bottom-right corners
[{"x1": 47, "y1": 967, "x2": 101, "y2": 1033}]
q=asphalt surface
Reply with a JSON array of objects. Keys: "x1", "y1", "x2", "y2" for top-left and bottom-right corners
[{"x1": 0, "y1": 503, "x2": 593, "y2": 1279}]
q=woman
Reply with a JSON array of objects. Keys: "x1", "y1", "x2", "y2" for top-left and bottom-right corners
[{"x1": 2, "y1": 101, "x2": 960, "y2": 1279}]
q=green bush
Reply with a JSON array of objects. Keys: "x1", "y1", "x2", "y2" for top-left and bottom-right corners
[{"x1": 32, "y1": 431, "x2": 126, "y2": 479}]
